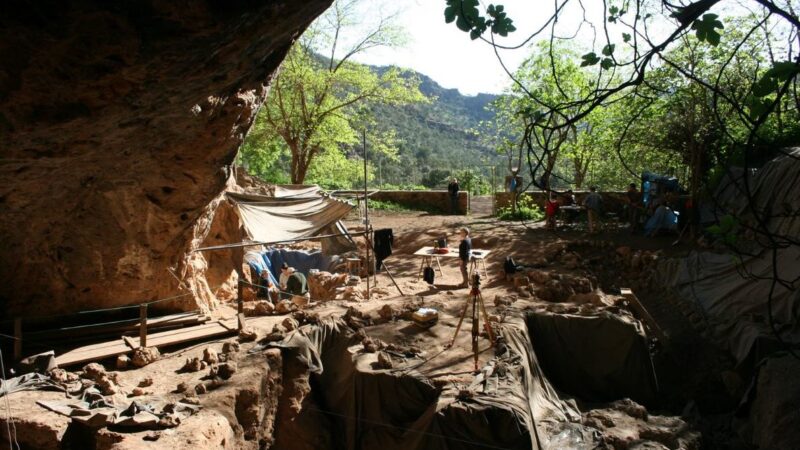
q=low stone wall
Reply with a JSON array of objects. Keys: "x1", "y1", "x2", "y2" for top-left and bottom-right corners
[
  {"x1": 370, "y1": 190, "x2": 469, "y2": 214},
  {"x1": 495, "y1": 191, "x2": 628, "y2": 215}
]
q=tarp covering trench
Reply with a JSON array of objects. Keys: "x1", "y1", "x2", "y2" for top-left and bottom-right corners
[
  {"x1": 268, "y1": 316, "x2": 581, "y2": 450},
  {"x1": 526, "y1": 308, "x2": 658, "y2": 405}
]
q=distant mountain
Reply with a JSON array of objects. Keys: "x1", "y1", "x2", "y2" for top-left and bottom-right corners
[{"x1": 368, "y1": 66, "x2": 503, "y2": 188}]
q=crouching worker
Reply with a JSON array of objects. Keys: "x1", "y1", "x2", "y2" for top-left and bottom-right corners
[
  {"x1": 458, "y1": 227, "x2": 472, "y2": 288},
  {"x1": 258, "y1": 271, "x2": 279, "y2": 302},
  {"x1": 280, "y1": 263, "x2": 309, "y2": 307}
]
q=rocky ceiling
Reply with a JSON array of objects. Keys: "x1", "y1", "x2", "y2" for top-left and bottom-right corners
[{"x1": 0, "y1": 0, "x2": 332, "y2": 317}]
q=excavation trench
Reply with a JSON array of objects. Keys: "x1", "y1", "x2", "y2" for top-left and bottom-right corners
[{"x1": 262, "y1": 303, "x2": 692, "y2": 450}]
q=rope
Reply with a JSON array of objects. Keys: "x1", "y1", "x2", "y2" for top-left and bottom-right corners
[{"x1": 0, "y1": 349, "x2": 21, "y2": 450}]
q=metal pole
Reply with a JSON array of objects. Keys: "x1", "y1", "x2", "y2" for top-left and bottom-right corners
[{"x1": 363, "y1": 129, "x2": 370, "y2": 301}]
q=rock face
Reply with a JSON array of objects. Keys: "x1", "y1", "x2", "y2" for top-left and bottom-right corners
[{"x1": 0, "y1": 0, "x2": 332, "y2": 317}]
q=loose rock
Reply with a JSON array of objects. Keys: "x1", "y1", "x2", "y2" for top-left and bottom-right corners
[
  {"x1": 202, "y1": 348, "x2": 219, "y2": 365},
  {"x1": 132, "y1": 346, "x2": 160, "y2": 368},
  {"x1": 116, "y1": 355, "x2": 131, "y2": 370},
  {"x1": 239, "y1": 327, "x2": 258, "y2": 342},
  {"x1": 222, "y1": 342, "x2": 241, "y2": 354}
]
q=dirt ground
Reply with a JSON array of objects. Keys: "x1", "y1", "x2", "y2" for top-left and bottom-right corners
[{"x1": 2, "y1": 209, "x2": 738, "y2": 449}]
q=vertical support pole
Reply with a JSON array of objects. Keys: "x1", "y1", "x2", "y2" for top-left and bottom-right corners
[
  {"x1": 236, "y1": 270, "x2": 244, "y2": 315},
  {"x1": 13, "y1": 318, "x2": 22, "y2": 360},
  {"x1": 363, "y1": 129, "x2": 370, "y2": 301},
  {"x1": 139, "y1": 304, "x2": 148, "y2": 348},
  {"x1": 492, "y1": 166, "x2": 497, "y2": 215}
]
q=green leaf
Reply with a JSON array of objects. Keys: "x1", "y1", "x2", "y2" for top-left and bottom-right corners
[
  {"x1": 600, "y1": 58, "x2": 614, "y2": 70},
  {"x1": 752, "y1": 76, "x2": 777, "y2": 97},
  {"x1": 580, "y1": 52, "x2": 600, "y2": 67},
  {"x1": 602, "y1": 44, "x2": 615, "y2": 56},
  {"x1": 692, "y1": 13, "x2": 724, "y2": 46},
  {"x1": 765, "y1": 61, "x2": 800, "y2": 81},
  {"x1": 623, "y1": 33, "x2": 631, "y2": 43}
]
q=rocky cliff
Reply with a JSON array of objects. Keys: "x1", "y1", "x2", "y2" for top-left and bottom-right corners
[{"x1": 0, "y1": 1, "x2": 332, "y2": 317}]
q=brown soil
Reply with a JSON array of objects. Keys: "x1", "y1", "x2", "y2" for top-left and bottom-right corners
[{"x1": 1, "y1": 211, "x2": 746, "y2": 449}]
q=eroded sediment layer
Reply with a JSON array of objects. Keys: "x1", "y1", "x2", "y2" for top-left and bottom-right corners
[{"x1": 0, "y1": 0, "x2": 331, "y2": 317}]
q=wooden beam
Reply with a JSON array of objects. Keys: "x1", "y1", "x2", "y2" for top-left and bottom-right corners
[
  {"x1": 54, "y1": 319, "x2": 237, "y2": 367},
  {"x1": 621, "y1": 288, "x2": 670, "y2": 346}
]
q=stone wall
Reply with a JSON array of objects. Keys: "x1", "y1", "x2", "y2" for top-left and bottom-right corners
[
  {"x1": 495, "y1": 191, "x2": 629, "y2": 214},
  {"x1": 370, "y1": 190, "x2": 469, "y2": 214},
  {"x1": 0, "y1": 1, "x2": 332, "y2": 317}
]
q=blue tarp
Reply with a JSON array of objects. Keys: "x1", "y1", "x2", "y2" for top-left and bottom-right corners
[
  {"x1": 264, "y1": 248, "x2": 336, "y2": 280},
  {"x1": 644, "y1": 206, "x2": 679, "y2": 235}
]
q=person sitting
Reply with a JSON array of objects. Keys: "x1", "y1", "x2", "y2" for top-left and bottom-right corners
[{"x1": 559, "y1": 189, "x2": 578, "y2": 223}]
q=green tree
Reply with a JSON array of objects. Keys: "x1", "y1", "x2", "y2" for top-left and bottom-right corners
[{"x1": 242, "y1": 0, "x2": 427, "y2": 185}]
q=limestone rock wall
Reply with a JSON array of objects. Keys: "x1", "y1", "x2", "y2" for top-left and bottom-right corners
[{"x1": 0, "y1": 0, "x2": 332, "y2": 317}]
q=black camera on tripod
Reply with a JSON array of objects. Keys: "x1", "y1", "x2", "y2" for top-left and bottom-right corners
[{"x1": 471, "y1": 272, "x2": 481, "y2": 288}]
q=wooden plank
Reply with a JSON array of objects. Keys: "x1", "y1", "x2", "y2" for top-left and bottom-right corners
[
  {"x1": 54, "y1": 319, "x2": 237, "y2": 367},
  {"x1": 621, "y1": 288, "x2": 670, "y2": 345},
  {"x1": 27, "y1": 312, "x2": 208, "y2": 340}
]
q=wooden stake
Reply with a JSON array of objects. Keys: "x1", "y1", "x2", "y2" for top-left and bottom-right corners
[{"x1": 139, "y1": 304, "x2": 148, "y2": 348}]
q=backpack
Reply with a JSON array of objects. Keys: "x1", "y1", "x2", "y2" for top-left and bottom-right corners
[
  {"x1": 423, "y1": 266, "x2": 435, "y2": 284},
  {"x1": 504, "y1": 256, "x2": 518, "y2": 275}
]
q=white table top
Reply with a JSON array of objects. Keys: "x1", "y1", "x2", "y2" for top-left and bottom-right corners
[{"x1": 413, "y1": 246, "x2": 490, "y2": 259}]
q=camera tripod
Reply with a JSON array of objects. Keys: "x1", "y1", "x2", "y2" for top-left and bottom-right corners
[{"x1": 448, "y1": 258, "x2": 496, "y2": 371}]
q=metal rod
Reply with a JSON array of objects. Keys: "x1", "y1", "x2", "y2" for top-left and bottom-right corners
[
  {"x1": 193, "y1": 230, "x2": 369, "y2": 253},
  {"x1": 363, "y1": 129, "x2": 370, "y2": 301}
]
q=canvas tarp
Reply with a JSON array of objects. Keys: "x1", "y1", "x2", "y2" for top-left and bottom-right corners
[
  {"x1": 228, "y1": 193, "x2": 353, "y2": 244},
  {"x1": 657, "y1": 148, "x2": 800, "y2": 371},
  {"x1": 273, "y1": 184, "x2": 323, "y2": 199},
  {"x1": 526, "y1": 308, "x2": 658, "y2": 405},
  {"x1": 658, "y1": 248, "x2": 800, "y2": 370},
  {"x1": 267, "y1": 316, "x2": 581, "y2": 450}
]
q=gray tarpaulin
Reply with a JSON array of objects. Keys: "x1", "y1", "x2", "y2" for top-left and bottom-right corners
[
  {"x1": 657, "y1": 148, "x2": 800, "y2": 371},
  {"x1": 226, "y1": 191, "x2": 354, "y2": 247},
  {"x1": 525, "y1": 308, "x2": 658, "y2": 405},
  {"x1": 268, "y1": 316, "x2": 580, "y2": 450}
]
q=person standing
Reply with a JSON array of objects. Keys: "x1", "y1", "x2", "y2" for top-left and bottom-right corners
[
  {"x1": 448, "y1": 178, "x2": 460, "y2": 214},
  {"x1": 625, "y1": 183, "x2": 643, "y2": 232},
  {"x1": 582, "y1": 186, "x2": 604, "y2": 234},
  {"x1": 545, "y1": 192, "x2": 560, "y2": 230},
  {"x1": 458, "y1": 227, "x2": 472, "y2": 288}
]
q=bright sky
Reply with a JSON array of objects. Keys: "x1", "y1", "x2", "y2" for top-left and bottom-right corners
[{"x1": 351, "y1": 0, "x2": 596, "y2": 96}]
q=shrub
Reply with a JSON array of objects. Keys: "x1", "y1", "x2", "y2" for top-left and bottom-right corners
[{"x1": 496, "y1": 195, "x2": 545, "y2": 221}]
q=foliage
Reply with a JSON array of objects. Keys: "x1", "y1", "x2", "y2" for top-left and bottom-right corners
[
  {"x1": 706, "y1": 214, "x2": 739, "y2": 246},
  {"x1": 240, "y1": 0, "x2": 427, "y2": 184},
  {"x1": 367, "y1": 199, "x2": 411, "y2": 212},
  {"x1": 496, "y1": 195, "x2": 544, "y2": 221}
]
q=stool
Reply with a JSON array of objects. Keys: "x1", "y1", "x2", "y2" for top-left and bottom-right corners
[{"x1": 345, "y1": 258, "x2": 362, "y2": 276}]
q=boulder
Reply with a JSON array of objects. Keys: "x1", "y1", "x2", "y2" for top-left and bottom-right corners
[{"x1": 202, "y1": 348, "x2": 219, "y2": 365}]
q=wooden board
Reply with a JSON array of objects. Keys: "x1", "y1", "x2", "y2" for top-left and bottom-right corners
[
  {"x1": 412, "y1": 246, "x2": 490, "y2": 259},
  {"x1": 621, "y1": 288, "x2": 670, "y2": 345},
  {"x1": 27, "y1": 312, "x2": 209, "y2": 341},
  {"x1": 54, "y1": 318, "x2": 237, "y2": 367}
]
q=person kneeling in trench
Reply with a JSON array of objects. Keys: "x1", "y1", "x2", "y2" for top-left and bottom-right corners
[{"x1": 280, "y1": 263, "x2": 309, "y2": 307}]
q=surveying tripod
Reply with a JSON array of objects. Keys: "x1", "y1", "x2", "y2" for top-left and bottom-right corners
[{"x1": 448, "y1": 258, "x2": 496, "y2": 371}]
